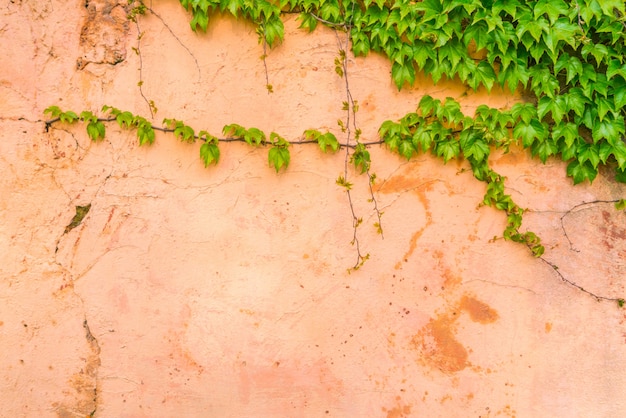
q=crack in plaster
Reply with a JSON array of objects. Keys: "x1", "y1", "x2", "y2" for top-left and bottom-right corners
[{"x1": 463, "y1": 278, "x2": 537, "y2": 294}]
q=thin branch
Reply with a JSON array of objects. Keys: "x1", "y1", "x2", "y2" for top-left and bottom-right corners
[
  {"x1": 560, "y1": 199, "x2": 620, "y2": 251},
  {"x1": 537, "y1": 253, "x2": 623, "y2": 305},
  {"x1": 133, "y1": 19, "x2": 154, "y2": 118}
]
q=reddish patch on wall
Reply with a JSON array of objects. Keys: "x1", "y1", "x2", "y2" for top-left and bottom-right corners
[
  {"x1": 411, "y1": 294, "x2": 499, "y2": 373},
  {"x1": 599, "y1": 210, "x2": 626, "y2": 250},
  {"x1": 383, "y1": 404, "x2": 412, "y2": 418},
  {"x1": 382, "y1": 395, "x2": 412, "y2": 418},
  {"x1": 411, "y1": 313, "x2": 468, "y2": 373},
  {"x1": 459, "y1": 295, "x2": 499, "y2": 324}
]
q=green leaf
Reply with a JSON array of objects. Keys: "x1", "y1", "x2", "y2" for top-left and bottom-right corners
[
  {"x1": 531, "y1": 136, "x2": 558, "y2": 163},
  {"x1": 115, "y1": 111, "x2": 134, "y2": 128},
  {"x1": 555, "y1": 53, "x2": 583, "y2": 84},
  {"x1": 263, "y1": 17, "x2": 284, "y2": 48},
  {"x1": 86, "y1": 121, "x2": 106, "y2": 141},
  {"x1": 297, "y1": 13, "x2": 318, "y2": 32},
  {"x1": 418, "y1": 95, "x2": 439, "y2": 117},
  {"x1": 435, "y1": 139, "x2": 460, "y2": 162},
  {"x1": 137, "y1": 121, "x2": 155, "y2": 146},
  {"x1": 245, "y1": 127, "x2": 266, "y2": 145},
  {"x1": 268, "y1": 146, "x2": 290, "y2": 172},
  {"x1": 469, "y1": 61, "x2": 496, "y2": 92},
  {"x1": 80, "y1": 110, "x2": 97, "y2": 123},
  {"x1": 199, "y1": 142, "x2": 220, "y2": 166},
  {"x1": 567, "y1": 159, "x2": 598, "y2": 184},
  {"x1": 513, "y1": 119, "x2": 548, "y2": 147},
  {"x1": 351, "y1": 143, "x2": 371, "y2": 174},
  {"x1": 412, "y1": 125, "x2": 434, "y2": 152},
  {"x1": 59, "y1": 110, "x2": 79, "y2": 124},
  {"x1": 552, "y1": 122, "x2": 579, "y2": 148},
  {"x1": 533, "y1": 0, "x2": 568, "y2": 25},
  {"x1": 537, "y1": 95, "x2": 567, "y2": 123},
  {"x1": 459, "y1": 130, "x2": 489, "y2": 162},
  {"x1": 318, "y1": 132, "x2": 340, "y2": 153},
  {"x1": 581, "y1": 42, "x2": 609, "y2": 66},
  {"x1": 398, "y1": 140, "x2": 416, "y2": 160},
  {"x1": 592, "y1": 115, "x2": 625, "y2": 143},
  {"x1": 599, "y1": 0, "x2": 625, "y2": 16},
  {"x1": 44, "y1": 105, "x2": 63, "y2": 118},
  {"x1": 190, "y1": 8, "x2": 209, "y2": 31},
  {"x1": 510, "y1": 103, "x2": 537, "y2": 125},
  {"x1": 565, "y1": 88, "x2": 589, "y2": 117},
  {"x1": 391, "y1": 61, "x2": 415, "y2": 90}
]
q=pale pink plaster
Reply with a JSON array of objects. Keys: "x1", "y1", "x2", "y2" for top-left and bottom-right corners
[{"x1": 0, "y1": 1, "x2": 625, "y2": 417}]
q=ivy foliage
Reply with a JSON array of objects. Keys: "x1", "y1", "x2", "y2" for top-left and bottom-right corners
[
  {"x1": 175, "y1": 0, "x2": 626, "y2": 258},
  {"x1": 43, "y1": 0, "x2": 626, "y2": 300},
  {"x1": 182, "y1": 0, "x2": 626, "y2": 184}
]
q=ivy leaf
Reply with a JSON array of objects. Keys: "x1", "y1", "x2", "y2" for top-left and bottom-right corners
[
  {"x1": 581, "y1": 42, "x2": 609, "y2": 66},
  {"x1": 263, "y1": 17, "x2": 284, "y2": 48},
  {"x1": 115, "y1": 111, "x2": 134, "y2": 128},
  {"x1": 414, "y1": 0, "x2": 444, "y2": 24},
  {"x1": 554, "y1": 53, "x2": 583, "y2": 84},
  {"x1": 565, "y1": 88, "x2": 589, "y2": 117},
  {"x1": 268, "y1": 146, "x2": 290, "y2": 172},
  {"x1": 599, "y1": 0, "x2": 625, "y2": 16},
  {"x1": 351, "y1": 30, "x2": 370, "y2": 57},
  {"x1": 463, "y1": 21, "x2": 490, "y2": 51},
  {"x1": 611, "y1": 140, "x2": 626, "y2": 169},
  {"x1": 60, "y1": 110, "x2": 79, "y2": 124},
  {"x1": 199, "y1": 142, "x2": 220, "y2": 166},
  {"x1": 418, "y1": 95, "x2": 439, "y2": 118},
  {"x1": 592, "y1": 115, "x2": 625, "y2": 143},
  {"x1": 435, "y1": 138, "x2": 460, "y2": 162},
  {"x1": 537, "y1": 95, "x2": 567, "y2": 123},
  {"x1": 533, "y1": 0, "x2": 568, "y2": 25},
  {"x1": 137, "y1": 121, "x2": 155, "y2": 146},
  {"x1": 552, "y1": 122, "x2": 579, "y2": 148},
  {"x1": 511, "y1": 103, "x2": 537, "y2": 124},
  {"x1": 44, "y1": 105, "x2": 63, "y2": 118},
  {"x1": 351, "y1": 144, "x2": 371, "y2": 173},
  {"x1": 567, "y1": 160, "x2": 598, "y2": 184},
  {"x1": 317, "y1": 132, "x2": 340, "y2": 153},
  {"x1": 513, "y1": 118, "x2": 548, "y2": 147},
  {"x1": 531, "y1": 137, "x2": 558, "y2": 163},
  {"x1": 297, "y1": 13, "x2": 318, "y2": 32},
  {"x1": 459, "y1": 129, "x2": 489, "y2": 162},
  {"x1": 398, "y1": 140, "x2": 416, "y2": 160},
  {"x1": 469, "y1": 61, "x2": 496, "y2": 92},
  {"x1": 86, "y1": 121, "x2": 106, "y2": 141},
  {"x1": 190, "y1": 8, "x2": 209, "y2": 31},
  {"x1": 492, "y1": 0, "x2": 521, "y2": 18},
  {"x1": 391, "y1": 61, "x2": 415, "y2": 90},
  {"x1": 412, "y1": 125, "x2": 434, "y2": 152}
]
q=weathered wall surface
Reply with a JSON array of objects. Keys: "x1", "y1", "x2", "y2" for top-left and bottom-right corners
[{"x1": 1, "y1": 1, "x2": 625, "y2": 417}]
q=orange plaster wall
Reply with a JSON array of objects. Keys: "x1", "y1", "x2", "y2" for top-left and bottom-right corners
[{"x1": 1, "y1": 1, "x2": 625, "y2": 417}]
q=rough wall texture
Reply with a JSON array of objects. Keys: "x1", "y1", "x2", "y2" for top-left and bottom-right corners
[{"x1": 1, "y1": 1, "x2": 625, "y2": 417}]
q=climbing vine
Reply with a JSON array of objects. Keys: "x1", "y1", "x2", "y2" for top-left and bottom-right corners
[{"x1": 44, "y1": 0, "x2": 626, "y2": 305}]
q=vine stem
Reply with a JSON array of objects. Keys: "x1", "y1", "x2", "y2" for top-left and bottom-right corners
[
  {"x1": 559, "y1": 199, "x2": 622, "y2": 251},
  {"x1": 133, "y1": 19, "x2": 155, "y2": 118},
  {"x1": 537, "y1": 252, "x2": 623, "y2": 305},
  {"x1": 43, "y1": 116, "x2": 386, "y2": 147}
]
